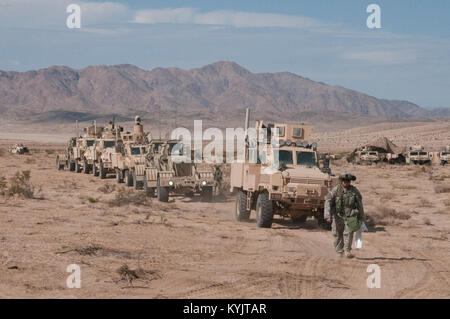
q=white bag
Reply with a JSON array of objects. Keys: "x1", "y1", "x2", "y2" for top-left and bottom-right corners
[{"x1": 355, "y1": 222, "x2": 368, "y2": 249}]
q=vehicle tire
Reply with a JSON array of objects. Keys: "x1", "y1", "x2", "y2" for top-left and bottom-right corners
[
  {"x1": 125, "y1": 170, "x2": 133, "y2": 186},
  {"x1": 201, "y1": 186, "x2": 213, "y2": 202},
  {"x1": 143, "y1": 177, "x2": 155, "y2": 197},
  {"x1": 83, "y1": 160, "x2": 90, "y2": 174},
  {"x1": 234, "y1": 190, "x2": 250, "y2": 221},
  {"x1": 157, "y1": 178, "x2": 169, "y2": 202},
  {"x1": 75, "y1": 160, "x2": 81, "y2": 173},
  {"x1": 68, "y1": 161, "x2": 75, "y2": 172},
  {"x1": 133, "y1": 171, "x2": 142, "y2": 190},
  {"x1": 100, "y1": 162, "x2": 107, "y2": 179},
  {"x1": 255, "y1": 192, "x2": 273, "y2": 228},
  {"x1": 292, "y1": 215, "x2": 307, "y2": 223},
  {"x1": 116, "y1": 168, "x2": 123, "y2": 183},
  {"x1": 92, "y1": 163, "x2": 99, "y2": 176}
]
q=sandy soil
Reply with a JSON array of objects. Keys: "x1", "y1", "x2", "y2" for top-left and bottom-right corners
[{"x1": 0, "y1": 125, "x2": 449, "y2": 298}]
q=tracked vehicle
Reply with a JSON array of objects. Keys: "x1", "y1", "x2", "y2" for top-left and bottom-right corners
[{"x1": 230, "y1": 109, "x2": 334, "y2": 229}]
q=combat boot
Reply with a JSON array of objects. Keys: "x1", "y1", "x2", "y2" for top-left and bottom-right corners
[{"x1": 345, "y1": 251, "x2": 354, "y2": 259}]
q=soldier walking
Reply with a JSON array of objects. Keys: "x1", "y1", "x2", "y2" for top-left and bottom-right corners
[{"x1": 324, "y1": 173, "x2": 364, "y2": 258}]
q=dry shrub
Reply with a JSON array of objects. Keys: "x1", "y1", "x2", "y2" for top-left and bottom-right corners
[
  {"x1": 434, "y1": 184, "x2": 450, "y2": 194},
  {"x1": 76, "y1": 243, "x2": 103, "y2": 256},
  {"x1": 116, "y1": 264, "x2": 160, "y2": 285},
  {"x1": 98, "y1": 183, "x2": 116, "y2": 194},
  {"x1": 0, "y1": 176, "x2": 7, "y2": 195},
  {"x1": 88, "y1": 197, "x2": 99, "y2": 203},
  {"x1": 45, "y1": 149, "x2": 55, "y2": 155},
  {"x1": 108, "y1": 187, "x2": 149, "y2": 207},
  {"x1": 418, "y1": 198, "x2": 434, "y2": 208},
  {"x1": 444, "y1": 199, "x2": 450, "y2": 207},
  {"x1": 25, "y1": 158, "x2": 36, "y2": 165},
  {"x1": 8, "y1": 170, "x2": 36, "y2": 198},
  {"x1": 366, "y1": 206, "x2": 411, "y2": 226},
  {"x1": 423, "y1": 217, "x2": 432, "y2": 226}
]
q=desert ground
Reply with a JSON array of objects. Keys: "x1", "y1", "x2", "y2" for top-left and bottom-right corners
[{"x1": 0, "y1": 121, "x2": 449, "y2": 298}]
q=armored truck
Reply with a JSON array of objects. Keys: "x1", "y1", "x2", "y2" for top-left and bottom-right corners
[
  {"x1": 405, "y1": 145, "x2": 431, "y2": 165},
  {"x1": 356, "y1": 150, "x2": 381, "y2": 164},
  {"x1": 230, "y1": 109, "x2": 334, "y2": 229},
  {"x1": 143, "y1": 139, "x2": 215, "y2": 202},
  {"x1": 439, "y1": 146, "x2": 450, "y2": 166}
]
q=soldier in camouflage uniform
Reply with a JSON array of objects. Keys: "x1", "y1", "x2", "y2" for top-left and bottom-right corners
[{"x1": 324, "y1": 173, "x2": 364, "y2": 258}]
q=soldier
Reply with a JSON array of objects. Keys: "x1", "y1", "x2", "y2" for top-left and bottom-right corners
[
  {"x1": 213, "y1": 164, "x2": 223, "y2": 195},
  {"x1": 324, "y1": 173, "x2": 364, "y2": 258}
]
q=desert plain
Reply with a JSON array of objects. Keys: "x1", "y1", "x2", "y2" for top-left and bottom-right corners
[{"x1": 0, "y1": 120, "x2": 449, "y2": 298}]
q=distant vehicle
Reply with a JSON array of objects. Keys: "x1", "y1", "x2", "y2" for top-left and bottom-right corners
[
  {"x1": 405, "y1": 145, "x2": 431, "y2": 165},
  {"x1": 9, "y1": 144, "x2": 29, "y2": 155},
  {"x1": 439, "y1": 146, "x2": 450, "y2": 166},
  {"x1": 355, "y1": 150, "x2": 380, "y2": 164}
]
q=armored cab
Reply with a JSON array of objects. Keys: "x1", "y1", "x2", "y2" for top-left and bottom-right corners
[
  {"x1": 111, "y1": 116, "x2": 148, "y2": 187},
  {"x1": 405, "y1": 145, "x2": 431, "y2": 165},
  {"x1": 230, "y1": 109, "x2": 335, "y2": 229},
  {"x1": 143, "y1": 138, "x2": 215, "y2": 202}
]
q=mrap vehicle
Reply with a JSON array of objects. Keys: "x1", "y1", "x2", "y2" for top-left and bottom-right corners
[{"x1": 230, "y1": 109, "x2": 334, "y2": 229}]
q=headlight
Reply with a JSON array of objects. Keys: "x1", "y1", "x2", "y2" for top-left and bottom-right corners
[
  {"x1": 201, "y1": 180, "x2": 207, "y2": 186},
  {"x1": 168, "y1": 180, "x2": 174, "y2": 186}
]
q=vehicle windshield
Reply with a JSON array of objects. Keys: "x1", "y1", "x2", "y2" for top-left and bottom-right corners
[
  {"x1": 141, "y1": 147, "x2": 147, "y2": 154},
  {"x1": 278, "y1": 150, "x2": 293, "y2": 166},
  {"x1": 419, "y1": 152, "x2": 427, "y2": 156},
  {"x1": 104, "y1": 141, "x2": 115, "y2": 148},
  {"x1": 361, "y1": 152, "x2": 368, "y2": 155},
  {"x1": 86, "y1": 140, "x2": 94, "y2": 147},
  {"x1": 442, "y1": 152, "x2": 449, "y2": 156},
  {"x1": 410, "y1": 152, "x2": 418, "y2": 156},
  {"x1": 130, "y1": 147, "x2": 141, "y2": 155},
  {"x1": 369, "y1": 152, "x2": 377, "y2": 155},
  {"x1": 296, "y1": 151, "x2": 316, "y2": 166}
]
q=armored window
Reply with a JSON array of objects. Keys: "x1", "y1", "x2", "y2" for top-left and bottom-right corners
[
  {"x1": 442, "y1": 152, "x2": 449, "y2": 156},
  {"x1": 141, "y1": 147, "x2": 147, "y2": 154},
  {"x1": 130, "y1": 147, "x2": 141, "y2": 155},
  {"x1": 292, "y1": 128, "x2": 303, "y2": 138},
  {"x1": 361, "y1": 152, "x2": 368, "y2": 155},
  {"x1": 296, "y1": 151, "x2": 316, "y2": 166},
  {"x1": 419, "y1": 152, "x2": 427, "y2": 156},
  {"x1": 104, "y1": 141, "x2": 115, "y2": 148},
  {"x1": 410, "y1": 152, "x2": 418, "y2": 156},
  {"x1": 369, "y1": 152, "x2": 377, "y2": 155},
  {"x1": 86, "y1": 140, "x2": 94, "y2": 147},
  {"x1": 275, "y1": 126, "x2": 285, "y2": 137},
  {"x1": 278, "y1": 150, "x2": 293, "y2": 166}
]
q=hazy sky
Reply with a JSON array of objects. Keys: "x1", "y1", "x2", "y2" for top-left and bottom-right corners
[{"x1": 1, "y1": 0, "x2": 449, "y2": 109}]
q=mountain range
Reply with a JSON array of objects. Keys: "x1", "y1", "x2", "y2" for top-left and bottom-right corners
[{"x1": 0, "y1": 61, "x2": 448, "y2": 129}]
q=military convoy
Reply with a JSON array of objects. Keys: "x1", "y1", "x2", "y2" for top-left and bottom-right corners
[{"x1": 230, "y1": 109, "x2": 335, "y2": 229}]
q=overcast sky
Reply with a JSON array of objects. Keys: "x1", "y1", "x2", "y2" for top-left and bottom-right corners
[{"x1": 1, "y1": 0, "x2": 449, "y2": 109}]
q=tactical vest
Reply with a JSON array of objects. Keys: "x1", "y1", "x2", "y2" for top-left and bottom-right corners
[{"x1": 335, "y1": 185, "x2": 359, "y2": 218}]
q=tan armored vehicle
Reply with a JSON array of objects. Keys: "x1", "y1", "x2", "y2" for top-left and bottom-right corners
[
  {"x1": 111, "y1": 116, "x2": 147, "y2": 187},
  {"x1": 56, "y1": 124, "x2": 102, "y2": 172},
  {"x1": 356, "y1": 149, "x2": 380, "y2": 164},
  {"x1": 230, "y1": 109, "x2": 334, "y2": 229},
  {"x1": 405, "y1": 145, "x2": 431, "y2": 165},
  {"x1": 439, "y1": 146, "x2": 450, "y2": 166},
  {"x1": 9, "y1": 144, "x2": 29, "y2": 155},
  {"x1": 143, "y1": 139, "x2": 215, "y2": 202},
  {"x1": 86, "y1": 120, "x2": 123, "y2": 178}
]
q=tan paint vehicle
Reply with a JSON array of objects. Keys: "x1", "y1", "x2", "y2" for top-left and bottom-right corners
[
  {"x1": 356, "y1": 150, "x2": 381, "y2": 164},
  {"x1": 230, "y1": 110, "x2": 335, "y2": 229},
  {"x1": 405, "y1": 145, "x2": 431, "y2": 165},
  {"x1": 9, "y1": 144, "x2": 29, "y2": 155},
  {"x1": 439, "y1": 146, "x2": 450, "y2": 166},
  {"x1": 111, "y1": 116, "x2": 147, "y2": 188},
  {"x1": 56, "y1": 124, "x2": 102, "y2": 172},
  {"x1": 143, "y1": 139, "x2": 215, "y2": 202}
]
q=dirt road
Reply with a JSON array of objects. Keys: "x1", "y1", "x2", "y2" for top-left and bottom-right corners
[{"x1": 0, "y1": 141, "x2": 449, "y2": 298}]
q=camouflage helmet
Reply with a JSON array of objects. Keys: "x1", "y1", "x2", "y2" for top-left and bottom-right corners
[{"x1": 339, "y1": 173, "x2": 356, "y2": 181}]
